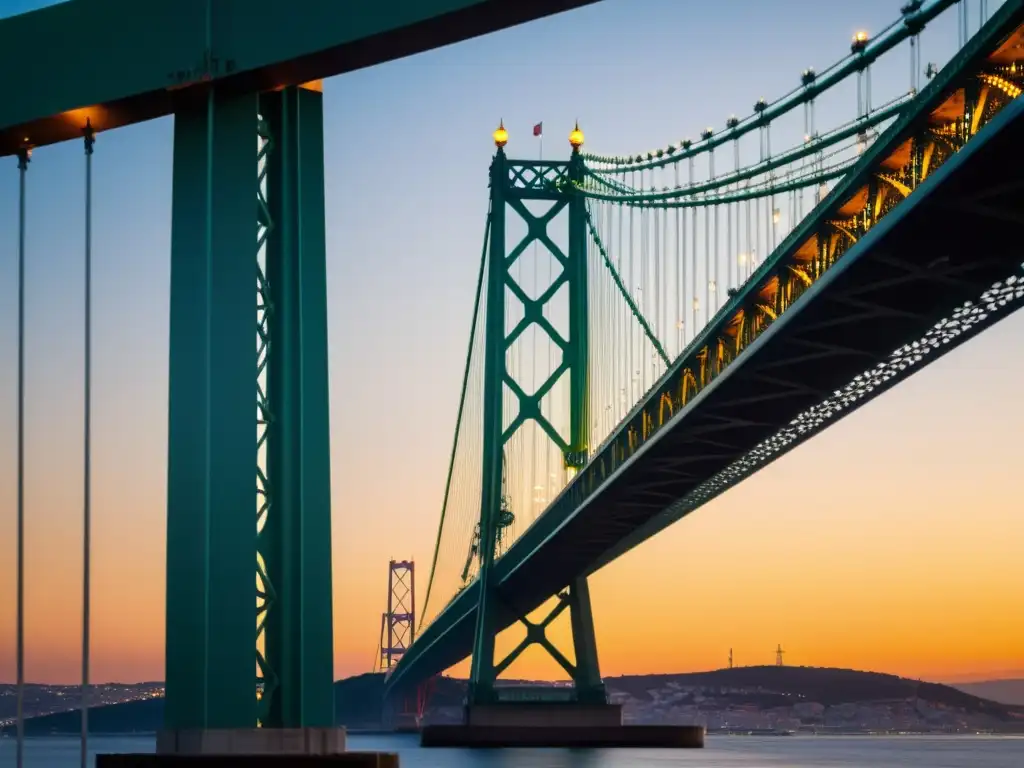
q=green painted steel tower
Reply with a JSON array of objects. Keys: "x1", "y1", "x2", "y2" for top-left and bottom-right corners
[
  {"x1": 466, "y1": 123, "x2": 605, "y2": 706},
  {"x1": 164, "y1": 83, "x2": 335, "y2": 730}
]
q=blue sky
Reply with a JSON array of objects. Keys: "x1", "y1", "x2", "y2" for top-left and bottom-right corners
[{"x1": 0, "y1": 0, "x2": 1020, "y2": 683}]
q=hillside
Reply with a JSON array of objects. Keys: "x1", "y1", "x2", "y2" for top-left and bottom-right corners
[
  {"x1": 953, "y1": 679, "x2": 1024, "y2": 706},
  {"x1": 4, "y1": 667, "x2": 1021, "y2": 735},
  {"x1": 606, "y1": 666, "x2": 1019, "y2": 717},
  {"x1": 1, "y1": 674, "x2": 390, "y2": 736}
]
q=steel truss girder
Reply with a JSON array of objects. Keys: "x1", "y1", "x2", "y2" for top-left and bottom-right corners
[
  {"x1": 622, "y1": 269, "x2": 1024, "y2": 553},
  {"x1": 256, "y1": 110, "x2": 279, "y2": 723}
]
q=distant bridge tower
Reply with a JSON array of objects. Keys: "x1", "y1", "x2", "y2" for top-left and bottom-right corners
[
  {"x1": 775, "y1": 644, "x2": 785, "y2": 667},
  {"x1": 378, "y1": 560, "x2": 415, "y2": 670}
]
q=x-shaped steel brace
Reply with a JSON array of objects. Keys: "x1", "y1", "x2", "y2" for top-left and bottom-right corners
[{"x1": 492, "y1": 591, "x2": 576, "y2": 680}]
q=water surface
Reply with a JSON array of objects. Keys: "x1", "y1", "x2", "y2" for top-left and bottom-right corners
[{"x1": 1, "y1": 733, "x2": 1022, "y2": 766}]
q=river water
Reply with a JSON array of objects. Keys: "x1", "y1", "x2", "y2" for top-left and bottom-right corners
[{"x1": 1, "y1": 733, "x2": 1022, "y2": 766}]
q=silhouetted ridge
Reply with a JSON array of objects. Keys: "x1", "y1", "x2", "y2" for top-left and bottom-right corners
[
  {"x1": 3, "y1": 666, "x2": 1019, "y2": 735},
  {"x1": 605, "y1": 666, "x2": 1015, "y2": 716}
]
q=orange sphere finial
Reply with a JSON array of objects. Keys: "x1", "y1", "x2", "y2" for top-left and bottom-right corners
[
  {"x1": 493, "y1": 120, "x2": 508, "y2": 148},
  {"x1": 569, "y1": 121, "x2": 585, "y2": 149}
]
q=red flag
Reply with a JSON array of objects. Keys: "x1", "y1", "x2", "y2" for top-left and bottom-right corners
[{"x1": 533, "y1": 122, "x2": 543, "y2": 137}]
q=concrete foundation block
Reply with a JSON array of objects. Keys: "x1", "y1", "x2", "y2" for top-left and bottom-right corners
[
  {"x1": 466, "y1": 701, "x2": 623, "y2": 728},
  {"x1": 155, "y1": 727, "x2": 346, "y2": 755}
]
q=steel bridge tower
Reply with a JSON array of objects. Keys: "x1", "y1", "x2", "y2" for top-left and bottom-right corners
[
  {"x1": 467, "y1": 123, "x2": 605, "y2": 707},
  {"x1": 378, "y1": 560, "x2": 416, "y2": 670},
  {"x1": 164, "y1": 84, "x2": 336, "y2": 738}
]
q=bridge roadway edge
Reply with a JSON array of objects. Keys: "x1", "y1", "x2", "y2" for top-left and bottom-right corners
[
  {"x1": 387, "y1": 4, "x2": 1024, "y2": 696},
  {"x1": 0, "y1": 0, "x2": 599, "y2": 156},
  {"x1": 584, "y1": 92, "x2": 1024, "y2": 576}
]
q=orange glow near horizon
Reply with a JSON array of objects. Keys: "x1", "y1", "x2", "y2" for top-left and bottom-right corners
[
  {"x1": 0, "y1": 312, "x2": 1021, "y2": 686},
  {"x1": 1, "y1": 0, "x2": 1022, "y2": 695}
]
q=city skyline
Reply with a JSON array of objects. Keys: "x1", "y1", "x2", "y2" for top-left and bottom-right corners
[{"x1": 0, "y1": 0, "x2": 1021, "y2": 686}]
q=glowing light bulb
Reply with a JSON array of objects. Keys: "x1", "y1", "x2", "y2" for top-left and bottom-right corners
[
  {"x1": 493, "y1": 121, "x2": 508, "y2": 148},
  {"x1": 569, "y1": 122, "x2": 585, "y2": 149}
]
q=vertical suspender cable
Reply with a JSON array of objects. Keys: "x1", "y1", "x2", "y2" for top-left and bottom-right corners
[
  {"x1": 81, "y1": 119, "x2": 95, "y2": 768},
  {"x1": 15, "y1": 145, "x2": 30, "y2": 768}
]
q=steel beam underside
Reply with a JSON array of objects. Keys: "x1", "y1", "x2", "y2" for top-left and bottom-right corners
[
  {"x1": 165, "y1": 87, "x2": 334, "y2": 730},
  {"x1": 0, "y1": 0, "x2": 598, "y2": 156},
  {"x1": 386, "y1": 95, "x2": 1024, "y2": 695}
]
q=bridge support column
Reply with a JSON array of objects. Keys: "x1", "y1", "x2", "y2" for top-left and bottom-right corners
[
  {"x1": 259, "y1": 83, "x2": 336, "y2": 730},
  {"x1": 466, "y1": 139, "x2": 606, "y2": 707},
  {"x1": 564, "y1": 144, "x2": 605, "y2": 704},
  {"x1": 567, "y1": 576, "x2": 604, "y2": 703},
  {"x1": 166, "y1": 89, "x2": 260, "y2": 731},
  {"x1": 164, "y1": 83, "x2": 334, "y2": 740},
  {"x1": 466, "y1": 146, "x2": 507, "y2": 705}
]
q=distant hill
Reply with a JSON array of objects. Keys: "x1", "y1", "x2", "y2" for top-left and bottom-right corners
[
  {"x1": 0, "y1": 682, "x2": 164, "y2": 722},
  {"x1": 1, "y1": 674, "x2": 390, "y2": 736},
  {"x1": 4, "y1": 666, "x2": 1021, "y2": 735},
  {"x1": 605, "y1": 666, "x2": 1021, "y2": 717},
  {"x1": 952, "y1": 679, "x2": 1024, "y2": 706},
  {"x1": 1, "y1": 697, "x2": 167, "y2": 736}
]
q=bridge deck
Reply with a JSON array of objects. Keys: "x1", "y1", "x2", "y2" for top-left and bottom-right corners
[
  {"x1": 387, "y1": 4, "x2": 1024, "y2": 694},
  {"x1": 0, "y1": 0, "x2": 596, "y2": 156}
]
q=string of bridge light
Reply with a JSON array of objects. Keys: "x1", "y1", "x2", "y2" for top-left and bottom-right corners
[
  {"x1": 577, "y1": 138, "x2": 871, "y2": 207},
  {"x1": 559, "y1": 0, "x2": 999, "y2": 356},
  {"x1": 580, "y1": 91, "x2": 912, "y2": 203},
  {"x1": 581, "y1": 0, "x2": 994, "y2": 172}
]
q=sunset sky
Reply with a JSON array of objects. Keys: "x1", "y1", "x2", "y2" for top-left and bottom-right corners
[{"x1": 0, "y1": 0, "x2": 1020, "y2": 686}]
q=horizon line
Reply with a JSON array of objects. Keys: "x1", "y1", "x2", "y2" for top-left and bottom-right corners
[{"x1": 4, "y1": 665, "x2": 1023, "y2": 688}]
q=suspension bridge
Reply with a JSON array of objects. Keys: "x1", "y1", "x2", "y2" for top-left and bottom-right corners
[
  {"x1": 3, "y1": 0, "x2": 1023, "y2": 761},
  {"x1": 384, "y1": 0, "x2": 1024, "y2": 730}
]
